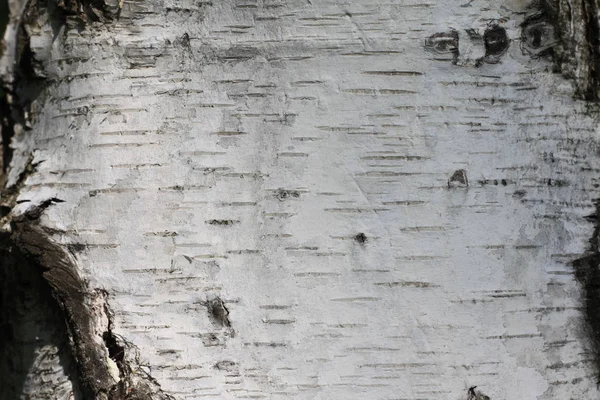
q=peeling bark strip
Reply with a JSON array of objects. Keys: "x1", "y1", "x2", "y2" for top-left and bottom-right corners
[
  {"x1": 572, "y1": 202, "x2": 600, "y2": 383},
  {"x1": 1, "y1": 202, "x2": 173, "y2": 399}
]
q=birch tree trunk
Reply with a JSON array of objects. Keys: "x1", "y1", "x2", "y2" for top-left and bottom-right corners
[{"x1": 2, "y1": 0, "x2": 600, "y2": 399}]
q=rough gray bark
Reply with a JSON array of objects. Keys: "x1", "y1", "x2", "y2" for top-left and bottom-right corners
[{"x1": 3, "y1": 0, "x2": 600, "y2": 399}]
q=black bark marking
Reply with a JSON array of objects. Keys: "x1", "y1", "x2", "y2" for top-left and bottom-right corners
[
  {"x1": 214, "y1": 360, "x2": 237, "y2": 372},
  {"x1": 426, "y1": 24, "x2": 510, "y2": 66},
  {"x1": 207, "y1": 219, "x2": 237, "y2": 226},
  {"x1": 448, "y1": 169, "x2": 468, "y2": 187},
  {"x1": 176, "y1": 32, "x2": 191, "y2": 48},
  {"x1": 571, "y1": 201, "x2": 600, "y2": 383},
  {"x1": 483, "y1": 25, "x2": 510, "y2": 63},
  {"x1": 354, "y1": 232, "x2": 367, "y2": 244},
  {"x1": 103, "y1": 331, "x2": 126, "y2": 364},
  {"x1": 99, "y1": 291, "x2": 125, "y2": 366},
  {"x1": 275, "y1": 188, "x2": 301, "y2": 201},
  {"x1": 513, "y1": 189, "x2": 527, "y2": 199}
]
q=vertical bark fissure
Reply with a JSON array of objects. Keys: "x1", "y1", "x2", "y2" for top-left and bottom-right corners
[
  {"x1": 582, "y1": 0, "x2": 600, "y2": 100},
  {"x1": 0, "y1": 93, "x2": 15, "y2": 180}
]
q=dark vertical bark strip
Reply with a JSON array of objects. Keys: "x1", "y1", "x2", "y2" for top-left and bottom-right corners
[
  {"x1": 551, "y1": 0, "x2": 600, "y2": 100},
  {"x1": 583, "y1": 0, "x2": 600, "y2": 101},
  {"x1": 0, "y1": 94, "x2": 15, "y2": 181},
  {"x1": 572, "y1": 202, "x2": 600, "y2": 383}
]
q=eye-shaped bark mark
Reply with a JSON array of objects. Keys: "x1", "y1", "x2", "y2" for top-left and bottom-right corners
[
  {"x1": 521, "y1": 13, "x2": 558, "y2": 57},
  {"x1": 483, "y1": 25, "x2": 510, "y2": 63},
  {"x1": 426, "y1": 25, "x2": 510, "y2": 66},
  {"x1": 424, "y1": 30, "x2": 460, "y2": 63}
]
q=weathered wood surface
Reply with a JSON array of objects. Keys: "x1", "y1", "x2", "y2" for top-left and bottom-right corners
[{"x1": 3, "y1": 0, "x2": 600, "y2": 399}]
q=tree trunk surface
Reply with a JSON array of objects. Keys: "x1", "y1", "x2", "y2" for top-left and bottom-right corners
[{"x1": 2, "y1": 0, "x2": 600, "y2": 399}]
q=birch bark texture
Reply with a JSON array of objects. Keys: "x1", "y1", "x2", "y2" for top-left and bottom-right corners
[{"x1": 2, "y1": 0, "x2": 600, "y2": 399}]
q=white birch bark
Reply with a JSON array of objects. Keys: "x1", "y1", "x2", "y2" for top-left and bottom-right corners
[{"x1": 2, "y1": 0, "x2": 600, "y2": 399}]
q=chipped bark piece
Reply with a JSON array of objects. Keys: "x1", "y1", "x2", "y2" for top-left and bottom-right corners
[
  {"x1": 467, "y1": 386, "x2": 491, "y2": 400},
  {"x1": 206, "y1": 296, "x2": 232, "y2": 328},
  {"x1": 448, "y1": 169, "x2": 468, "y2": 187}
]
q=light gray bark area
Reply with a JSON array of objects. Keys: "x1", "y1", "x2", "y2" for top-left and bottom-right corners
[{"x1": 4, "y1": 0, "x2": 600, "y2": 399}]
